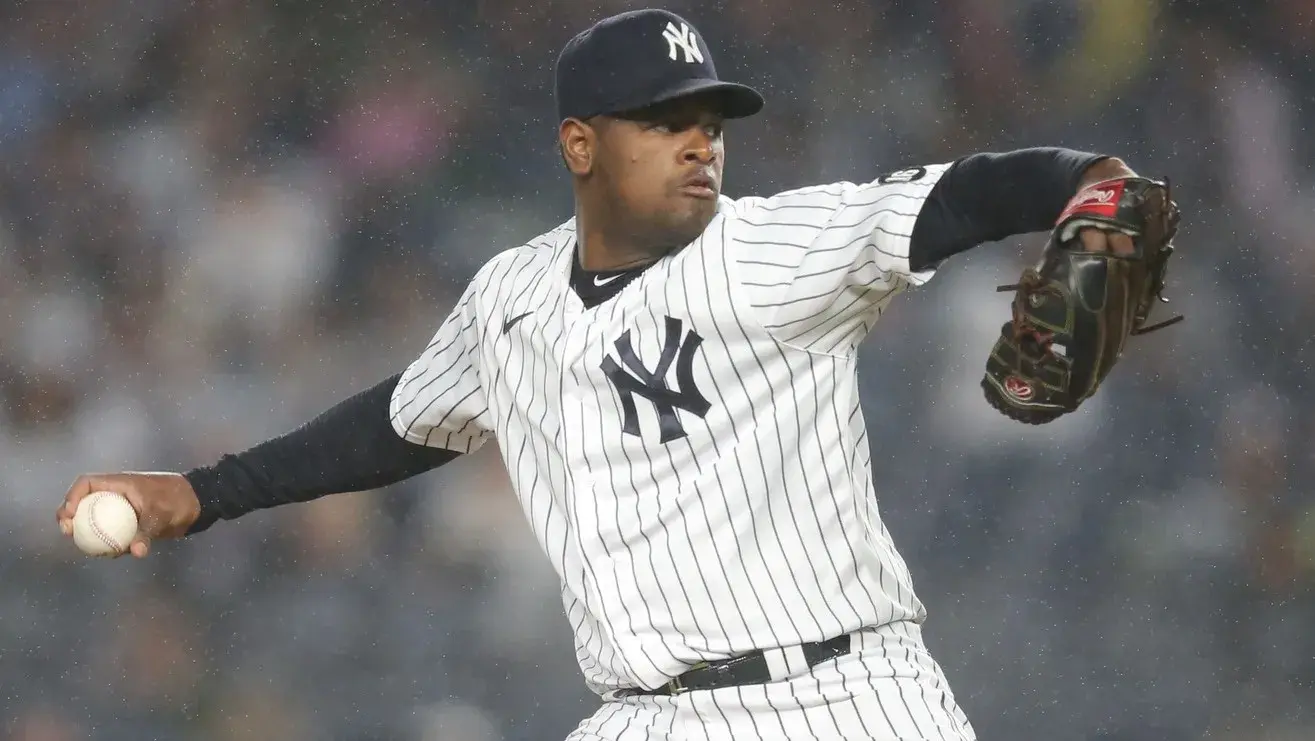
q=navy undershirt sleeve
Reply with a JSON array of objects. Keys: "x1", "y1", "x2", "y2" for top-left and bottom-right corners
[
  {"x1": 908, "y1": 147, "x2": 1110, "y2": 272},
  {"x1": 183, "y1": 372, "x2": 461, "y2": 534}
]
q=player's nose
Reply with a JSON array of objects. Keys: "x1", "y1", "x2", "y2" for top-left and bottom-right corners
[
  {"x1": 681, "y1": 133, "x2": 717, "y2": 165},
  {"x1": 682, "y1": 147, "x2": 715, "y2": 167}
]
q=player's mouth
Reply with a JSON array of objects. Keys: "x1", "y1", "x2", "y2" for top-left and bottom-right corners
[{"x1": 678, "y1": 172, "x2": 718, "y2": 200}]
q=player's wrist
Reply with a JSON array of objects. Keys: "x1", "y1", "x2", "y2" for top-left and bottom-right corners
[
  {"x1": 180, "y1": 463, "x2": 225, "y2": 535},
  {"x1": 1077, "y1": 157, "x2": 1137, "y2": 189},
  {"x1": 172, "y1": 474, "x2": 203, "y2": 532}
]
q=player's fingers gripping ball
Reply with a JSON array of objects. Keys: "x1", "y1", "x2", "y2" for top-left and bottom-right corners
[
  {"x1": 71, "y1": 491, "x2": 140, "y2": 557},
  {"x1": 981, "y1": 176, "x2": 1182, "y2": 424}
]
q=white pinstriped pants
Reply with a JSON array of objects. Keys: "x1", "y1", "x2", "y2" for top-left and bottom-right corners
[{"x1": 567, "y1": 621, "x2": 975, "y2": 741}]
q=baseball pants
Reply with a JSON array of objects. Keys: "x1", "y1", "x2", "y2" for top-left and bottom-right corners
[{"x1": 566, "y1": 621, "x2": 976, "y2": 741}]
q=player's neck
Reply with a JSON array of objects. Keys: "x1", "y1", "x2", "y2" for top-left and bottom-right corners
[
  {"x1": 575, "y1": 211, "x2": 670, "y2": 271},
  {"x1": 576, "y1": 239, "x2": 665, "y2": 271}
]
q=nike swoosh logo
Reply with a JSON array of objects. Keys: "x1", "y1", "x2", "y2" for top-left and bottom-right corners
[
  {"x1": 593, "y1": 274, "x2": 622, "y2": 286},
  {"x1": 502, "y1": 312, "x2": 531, "y2": 335}
]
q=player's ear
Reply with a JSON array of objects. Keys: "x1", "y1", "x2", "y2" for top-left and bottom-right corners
[{"x1": 560, "y1": 118, "x2": 595, "y2": 176}]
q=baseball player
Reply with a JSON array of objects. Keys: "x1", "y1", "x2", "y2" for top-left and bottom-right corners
[{"x1": 56, "y1": 8, "x2": 1181, "y2": 740}]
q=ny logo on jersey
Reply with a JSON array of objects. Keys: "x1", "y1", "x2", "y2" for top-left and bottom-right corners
[
  {"x1": 601, "y1": 316, "x2": 710, "y2": 443},
  {"x1": 661, "y1": 22, "x2": 704, "y2": 64}
]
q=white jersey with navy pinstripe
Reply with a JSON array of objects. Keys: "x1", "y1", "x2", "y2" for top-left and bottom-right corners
[{"x1": 391, "y1": 163, "x2": 953, "y2": 698}]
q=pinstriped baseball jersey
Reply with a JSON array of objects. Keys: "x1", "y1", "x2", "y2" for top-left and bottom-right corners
[{"x1": 390, "y1": 162, "x2": 953, "y2": 696}]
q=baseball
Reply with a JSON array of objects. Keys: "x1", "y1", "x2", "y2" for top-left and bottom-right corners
[{"x1": 71, "y1": 491, "x2": 139, "y2": 557}]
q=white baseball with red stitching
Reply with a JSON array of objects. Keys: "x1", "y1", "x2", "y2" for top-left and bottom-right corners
[{"x1": 71, "y1": 491, "x2": 139, "y2": 557}]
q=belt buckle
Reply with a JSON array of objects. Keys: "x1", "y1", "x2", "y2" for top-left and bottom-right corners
[{"x1": 664, "y1": 658, "x2": 711, "y2": 696}]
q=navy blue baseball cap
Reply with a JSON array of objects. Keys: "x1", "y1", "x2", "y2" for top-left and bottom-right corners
[{"x1": 555, "y1": 9, "x2": 764, "y2": 122}]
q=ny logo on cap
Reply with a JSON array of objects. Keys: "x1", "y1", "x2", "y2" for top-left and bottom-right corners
[{"x1": 662, "y1": 21, "x2": 704, "y2": 64}]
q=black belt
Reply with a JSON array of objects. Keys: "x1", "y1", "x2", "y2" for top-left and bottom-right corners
[{"x1": 617, "y1": 634, "x2": 854, "y2": 697}]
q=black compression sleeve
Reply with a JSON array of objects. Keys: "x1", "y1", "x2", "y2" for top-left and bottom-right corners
[
  {"x1": 182, "y1": 372, "x2": 461, "y2": 534},
  {"x1": 908, "y1": 147, "x2": 1110, "y2": 272}
]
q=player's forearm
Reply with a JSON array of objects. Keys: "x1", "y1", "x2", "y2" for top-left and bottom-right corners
[
  {"x1": 908, "y1": 146, "x2": 1112, "y2": 271},
  {"x1": 182, "y1": 373, "x2": 461, "y2": 534}
]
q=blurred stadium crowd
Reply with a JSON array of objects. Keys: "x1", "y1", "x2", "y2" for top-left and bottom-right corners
[{"x1": 2, "y1": 0, "x2": 1313, "y2": 739}]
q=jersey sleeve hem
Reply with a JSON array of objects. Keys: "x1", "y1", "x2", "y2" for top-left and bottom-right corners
[
  {"x1": 871, "y1": 164, "x2": 952, "y2": 287},
  {"x1": 389, "y1": 363, "x2": 494, "y2": 452},
  {"x1": 390, "y1": 410, "x2": 488, "y2": 453}
]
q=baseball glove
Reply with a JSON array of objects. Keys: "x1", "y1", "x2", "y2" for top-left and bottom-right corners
[{"x1": 981, "y1": 176, "x2": 1182, "y2": 424}]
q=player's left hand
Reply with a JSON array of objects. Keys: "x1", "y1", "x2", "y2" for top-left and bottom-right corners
[{"x1": 980, "y1": 175, "x2": 1182, "y2": 424}]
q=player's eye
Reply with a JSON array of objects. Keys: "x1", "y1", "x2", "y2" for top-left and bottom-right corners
[
  {"x1": 652, "y1": 118, "x2": 689, "y2": 133},
  {"x1": 645, "y1": 117, "x2": 722, "y2": 139}
]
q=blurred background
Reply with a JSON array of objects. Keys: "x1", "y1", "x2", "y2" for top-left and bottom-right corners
[{"x1": 1, "y1": 0, "x2": 1312, "y2": 739}]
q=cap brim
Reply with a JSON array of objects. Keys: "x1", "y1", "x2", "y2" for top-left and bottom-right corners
[{"x1": 620, "y1": 78, "x2": 765, "y2": 120}]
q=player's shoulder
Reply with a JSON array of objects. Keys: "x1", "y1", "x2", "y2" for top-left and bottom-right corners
[{"x1": 468, "y1": 218, "x2": 575, "y2": 290}]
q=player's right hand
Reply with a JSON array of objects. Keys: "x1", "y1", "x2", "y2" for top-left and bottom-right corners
[{"x1": 56, "y1": 472, "x2": 202, "y2": 558}]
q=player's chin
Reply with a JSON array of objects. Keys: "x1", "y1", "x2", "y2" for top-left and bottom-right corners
[
  {"x1": 663, "y1": 209, "x2": 716, "y2": 246},
  {"x1": 669, "y1": 196, "x2": 717, "y2": 228}
]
